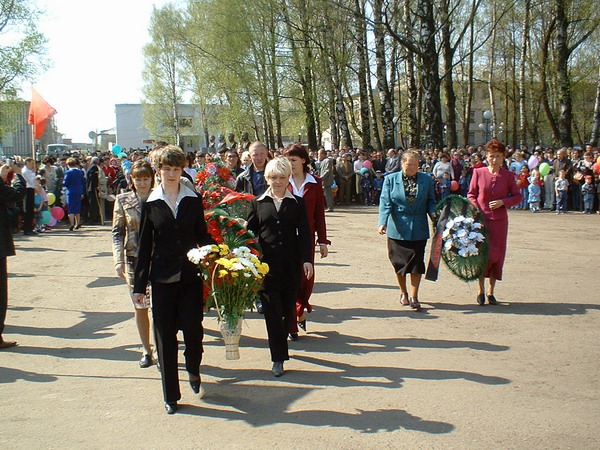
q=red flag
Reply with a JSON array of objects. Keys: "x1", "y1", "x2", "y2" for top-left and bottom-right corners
[{"x1": 28, "y1": 88, "x2": 57, "y2": 139}]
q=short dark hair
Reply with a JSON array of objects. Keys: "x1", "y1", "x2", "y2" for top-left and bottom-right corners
[
  {"x1": 283, "y1": 144, "x2": 311, "y2": 173},
  {"x1": 157, "y1": 145, "x2": 185, "y2": 168}
]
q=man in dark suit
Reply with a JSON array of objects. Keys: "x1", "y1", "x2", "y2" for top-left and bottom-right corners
[
  {"x1": 235, "y1": 141, "x2": 269, "y2": 196},
  {"x1": 133, "y1": 145, "x2": 215, "y2": 414}
]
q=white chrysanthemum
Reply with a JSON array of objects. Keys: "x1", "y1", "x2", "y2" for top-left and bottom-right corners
[
  {"x1": 444, "y1": 239, "x2": 454, "y2": 250},
  {"x1": 232, "y1": 246, "x2": 251, "y2": 258},
  {"x1": 187, "y1": 248, "x2": 203, "y2": 265},
  {"x1": 472, "y1": 222, "x2": 482, "y2": 230},
  {"x1": 442, "y1": 229, "x2": 451, "y2": 239},
  {"x1": 454, "y1": 215, "x2": 465, "y2": 223},
  {"x1": 456, "y1": 228, "x2": 467, "y2": 238},
  {"x1": 446, "y1": 219, "x2": 455, "y2": 229}
]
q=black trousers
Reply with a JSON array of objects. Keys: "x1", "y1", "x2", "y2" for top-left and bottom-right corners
[
  {"x1": 23, "y1": 188, "x2": 34, "y2": 233},
  {"x1": 261, "y1": 285, "x2": 297, "y2": 362},
  {"x1": 87, "y1": 191, "x2": 101, "y2": 224},
  {"x1": 0, "y1": 257, "x2": 8, "y2": 338},
  {"x1": 152, "y1": 280, "x2": 204, "y2": 403}
]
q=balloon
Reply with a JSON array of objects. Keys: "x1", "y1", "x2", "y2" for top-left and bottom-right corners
[
  {"x1": 360, "y1": 167, "x2": 370, "y2": 175},
  {"x1": 48, "y1": 217, "x2": 58, "y2": 227},
  {"x1": 40, "y1": 210, "x2": 52, "y2": 225},
  {"x1": 51, "y1": 206, "x2": 65, "y2": 220},
  {"x1": 597, "y1": 156, "x2": 600, "y2": 165},
  {"x1": 539, "y1": 162, "x2": 551, "y2": 177},
  {"x1": 528, "y1": 156, "x2": 539, "y2": 170},
  {"x1": 450, "y1": 180, "x2": 460, "y2": 191},
  {"x1": 111, "y1": 145, "x2": 122, "y2": 155},
  {"x1": 363, "y1": 160, "x2": 373, "y2": 169},
  {"x1": 593, "y1": 163, "x2": 600, "y2": 175},
  {"x1": 47, "y1": 192, "x2": 56, "y2": 206}
]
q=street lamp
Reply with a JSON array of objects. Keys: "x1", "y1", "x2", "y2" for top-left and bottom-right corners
[{"x1": 478, "y1": 110, "x2": 492, "y2": 144}]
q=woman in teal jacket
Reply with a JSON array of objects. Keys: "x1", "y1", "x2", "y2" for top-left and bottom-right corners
[{"x1": 378, "y1": 150, "x2": 436, "y2": 311}]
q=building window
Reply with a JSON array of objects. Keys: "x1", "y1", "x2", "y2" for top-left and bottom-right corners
[
  {"x1": 179, "y1": 117, "x2": 192, "y2": 128},
  {"x1": 468, "y1": 132, "x2": 475, "y2": 144},
  {"x1": 469, "y1": 110, "x2": 475, "y2": 123}
]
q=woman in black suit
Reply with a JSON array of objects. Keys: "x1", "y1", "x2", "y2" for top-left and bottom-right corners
[
  {"x1": 246, "y1": 157, "x2": 313, "y2": 377},
  {"x1": 133, "y1": 145, "x2": 214, "y2": 414}
]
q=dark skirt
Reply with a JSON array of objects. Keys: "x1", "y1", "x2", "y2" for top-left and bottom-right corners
[{"x1": 387, "y1": 238, "x2": 427, "y2": 276}]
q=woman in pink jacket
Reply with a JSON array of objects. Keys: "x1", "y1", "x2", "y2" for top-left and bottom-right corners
[{"x1": 467, "y1": 139, "x2": 522, "y2": 306}]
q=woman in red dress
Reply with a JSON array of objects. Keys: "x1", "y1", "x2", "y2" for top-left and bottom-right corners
[
  {"x1": 467, "y1": 139, "x2": 522, "y2": 306},
  {"x1": 284, "y1": 144, "x2": 331, "y2": 339}
]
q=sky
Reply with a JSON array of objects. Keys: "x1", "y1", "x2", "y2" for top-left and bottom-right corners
[{"x1": 23, "y1": 0, "x2": 174, "y2": 142}]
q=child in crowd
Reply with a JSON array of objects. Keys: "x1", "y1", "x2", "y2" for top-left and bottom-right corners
[
  {"x1": 360, "y1": 169, "x2": 374, "y2": 206},
  {"x1": 373, "y1": 170, "x2": 384, "y2": 205},
  {"x1": 33, "y1": 176, "x2": 48, "y2": 232},
  {"x1": 581, "y1": 175, "x2": 596, "y2": 214},
  {"x1": 517, "y1": 166, "x2": 530, "y2": 209},
  {"x1": 528, "y1": 170, "x2": 542, "y2": 212},
  {"x1": 440, "y1": 172, "x2": 452, "y2": 199},
  {"x1": 555, "y1": 170, "x2": 569, "y2": 214},
  {"x1": 458, "y1": 169, "x2": 470, "y2": 197}
]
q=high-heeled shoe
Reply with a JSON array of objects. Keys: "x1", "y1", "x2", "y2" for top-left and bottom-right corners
[
  {"x1": 165, "y1": 402, "x2": 178, "y2": 414},
  {"x1": 271, "y1": 361, "x2": 284, "y2": 377},
  {"x1": 189, "y1": 375, "x2": 201, "y2": 394},
  {"x1": 409, "y1": 296, "x2": 422, "y2": 311},
  {"x1": 298, "y1": 320, "x2": 306, "y2": 331},
  {"x1": 487, "y1": 294, "x2": 498, "y2": 305},
  {"x1": 476, "y1": 293, "x2": 486, "y2": 306},
  {"x1": 400, "y1": 293, "x2": 410, "y2": 306},
  {"x1": 289, "y1": 333, "x2": 298, "y2": 341}
]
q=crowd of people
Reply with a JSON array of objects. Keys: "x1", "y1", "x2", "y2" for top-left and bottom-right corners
[{"x1": 1, "y1": 137, "x2": 598, "y2": 414}]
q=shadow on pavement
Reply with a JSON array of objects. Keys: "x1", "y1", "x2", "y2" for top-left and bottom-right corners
[
  {"x1": 7, "y1": 310, "x2": 131, "y2": 340},
  {"x1": 426, "y1": 301, "x2": 600, "y2": 316},
  {"x1": 0, "y1": 366, "x2": 58, "y2": 384}
]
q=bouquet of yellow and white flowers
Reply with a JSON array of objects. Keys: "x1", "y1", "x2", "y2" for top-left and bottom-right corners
[{"x1": 187, "y1": 244, "x2": 269, "y2": 328}]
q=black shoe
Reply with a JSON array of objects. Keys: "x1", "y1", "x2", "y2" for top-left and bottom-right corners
[
  {"x1": 189, "y1": 376, "x2": 201, "y2": 394},
  {"x1": 271, "y1": 361, "x2": 284, "y2": 377},
  {"x1": 69, "y1": 226, "x2": 74, "y2": 231},
  {"x1": 476, "y1": 293, "x2": 486, "y2": 306},
  {"x1": 289, "y1": 333, "x2": 298, "y2": 341},
  {"x1": 165, "y1": 402, "x2": 178, "y2": 414},
  {"x1": 487, "y1": 294, "x2": 498, "y2": 305},
  {"x1": 298, "y1": 320, "x2": 306, "y2": 331},
  {"x1": 254, "y1": 298, "x2": 264, "y2": 314},
  {"x1": 139, "y1": 354, "x2": 155, "y2": 368}
]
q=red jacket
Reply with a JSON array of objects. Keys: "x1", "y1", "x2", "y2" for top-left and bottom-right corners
[{"x1": 288, "y1": 175, "x2": 331, "y2": 245}]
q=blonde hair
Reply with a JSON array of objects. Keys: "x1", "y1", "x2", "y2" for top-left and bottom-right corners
[
  {"x1": 401, "y1": 149, "x2": 420, "y2": 163},
  {"x1": 264, "y1": 156, "x2": 292, "y2": 179}
]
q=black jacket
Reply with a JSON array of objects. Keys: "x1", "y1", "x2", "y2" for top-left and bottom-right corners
[
  {"x1": 133, "y1": 191, "x2": 214, "y2": 293},
  {"x1": 0, "y1": 176, "x2": 25, "y2": 258},
  {"x1": 246, "y1": 194, "x2": 312, "y2": 290}
]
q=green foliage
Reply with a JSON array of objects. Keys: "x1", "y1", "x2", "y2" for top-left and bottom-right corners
[{"x1": 0, "y1": 0, "x2": 47, "y2": 95}]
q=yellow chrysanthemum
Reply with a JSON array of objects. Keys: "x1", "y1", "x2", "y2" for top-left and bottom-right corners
[{"x1": 218, "y1": 269, "x2": 228, "y2": 278}]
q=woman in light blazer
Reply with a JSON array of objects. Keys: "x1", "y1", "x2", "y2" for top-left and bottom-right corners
[
  {"x1": 112, "y1": 160, "x2": 155, "y2": 368},
  {"x1": 378, "y1": 149, "x2": 436, "y2": 311}
]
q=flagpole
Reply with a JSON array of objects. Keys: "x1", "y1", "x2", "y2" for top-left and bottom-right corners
[{"x1": 31, "y1": 124, "x2": 36, "y2": 162}]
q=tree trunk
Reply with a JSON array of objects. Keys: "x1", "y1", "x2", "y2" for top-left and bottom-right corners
[
  {"x1": 354, "y1": 0, "x2": 371, "y2": 149},
  {"x1": 366, "y1": 52, "x2": 383, "y2": 151},
  {"x1": 590, "y1": 64, "x2": 600, "y2": 147},
  {"x1": 373, "y1": 0, "x2": 395, "y2": 150},
  {"x1": 555, "y1": 0, "x2": 573, "y2": 147},
  {"x1": 416, "y1": 0, "x2": 444, "y2": 149},
  {"x1": 540, "y1": 18, "x2": 561, "y2": 144},
  {"x1": 440, "y1": 0, "x2": 457, "y2": 148},
  {"x1": 462, "y1": 9, "x2": 475, "y2": 147},
  {"x1": 518, "y1": 0, "x2": 530, "y2": 148},
  {"x1": 404, "y1": 0, "x2": 420, "y2": 148}
]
